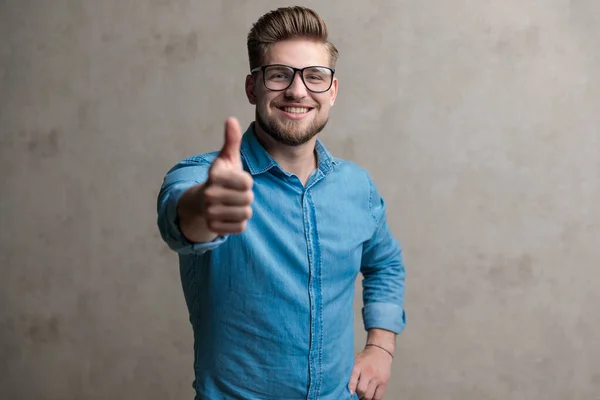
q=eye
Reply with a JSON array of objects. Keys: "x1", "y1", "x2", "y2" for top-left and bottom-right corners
[
  {"x1": 304, "y1": 67, "x2": 331, "y2": 82},
  {"x1": 306, "y1": 74, "x2": 324, "y2": 81},
  {"x1": 265, "y1": 67, "x2": 291, "y2": 81}
]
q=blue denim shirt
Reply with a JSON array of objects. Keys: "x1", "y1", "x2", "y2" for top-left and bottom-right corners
[{"x1": 157, "y1": 124, "x2": 406, "y2": 400}]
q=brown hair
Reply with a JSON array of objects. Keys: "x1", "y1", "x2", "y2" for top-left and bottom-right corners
[{"x1": 247, "y1": 6, "x2": 339, "y2": 70}]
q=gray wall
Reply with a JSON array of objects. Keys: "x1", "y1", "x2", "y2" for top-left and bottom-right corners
[{"x1": 1, "y1": 1, "x2": 599, "y2": 399}]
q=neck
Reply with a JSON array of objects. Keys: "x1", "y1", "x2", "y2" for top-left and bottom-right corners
[{"x1": 253, "y1": 122, "x2": 318, "y2": 185}]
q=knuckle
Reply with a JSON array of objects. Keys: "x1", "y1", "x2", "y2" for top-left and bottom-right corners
[
  {"x1": 235, "y1": 174, "x2": 249, "y2": 189},
  {"x1": 235, "y1": 174, "x2": 251, "y2": 190},
  {"x1": 206, "y1": 220, "x2": 217, "y2": 231},
  {"x1": 208, "y1": 166, "x2": 223, "y2": 182},
  {"x1": 228, "y1": 222, "x2": 243, "y2": 234},
  {"x1": 205, "y1": 206, "x2": 219, "y2": 220},
  {"x1": 203, "y1": 187, "x2": 219, "y2": 204},
  {"x1": 245, "y1": 175, "x2": 254, "y2": 189}
]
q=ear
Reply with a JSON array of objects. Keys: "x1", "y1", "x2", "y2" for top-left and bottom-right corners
[
  {"x1": 329, "y1": 77, "x2": 338, "y2": 107},
  {"x1": 245, "y1": 74, "x2": 257, "y2": 105}
]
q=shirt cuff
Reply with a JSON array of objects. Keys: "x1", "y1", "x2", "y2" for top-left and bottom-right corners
[
  {"x1": 362, "y1": 302, "x2": 406, "y2": 334},
  {"x1": 159, "y1": 183, "x2": 228, "y2": 255}
]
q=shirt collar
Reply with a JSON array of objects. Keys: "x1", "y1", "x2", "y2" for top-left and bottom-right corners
[{"x1": 240, "y1": 122, "x2": 336, "y2": 177}]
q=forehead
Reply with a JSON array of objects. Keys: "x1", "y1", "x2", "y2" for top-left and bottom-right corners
[{"x1": 264, "y1": 38, "x2": 330, "y2": 68}]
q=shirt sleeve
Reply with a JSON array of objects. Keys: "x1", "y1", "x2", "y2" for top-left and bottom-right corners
[
  {"x1": 156, "y1": 156, "x2": 228, "y2": 255},
  {"x1": 360, "y1": 175, "x2": 407, "y2": 334}
]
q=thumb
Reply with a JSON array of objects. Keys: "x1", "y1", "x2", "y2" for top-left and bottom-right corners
[{"x1": 218, "y1": 117, "x2": 242, "y2": 167}]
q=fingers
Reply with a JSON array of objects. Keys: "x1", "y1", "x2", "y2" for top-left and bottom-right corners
[
  {"x1": 373, "y1": 385, "x2": 387, "y2": 400},
  {"x1": 205, "y1": 204, "x2": 253, "y2": 222},
  {"x1": 350, "y1": 349, "x2": 391, "y2": 400},
  {"x1": 206, "y1": 220, "x2": 249, "y2": 235},
  {"x1": 208, "y1": 162, "x2": 253, "y2": 191},
  {"x1": 218, "y1": 117, "x2": 243, "y2": 167},
  {"x1": 349, "y1": 365, "x2": 360, "y2": 396},
  {"x1": 203, "y1": 159, "x2": 253, "y2": 235},
  {"x1": 201, "y1": 117, "x2": 253, "y2": 235},
  {"x1": 204, "y1": 185, "x2": 254, "y2": 206},
  {"x1": 202, "y1": 183, "x2": 253, "y2": 234},
  {"x1": 350, "y1": 364, "x2": 384, "y2": 400},
  {"x1": 356, "y1": 377, "x2": 373, "y2": 400}
]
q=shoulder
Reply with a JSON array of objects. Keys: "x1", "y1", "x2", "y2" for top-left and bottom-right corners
[
  {"x1": 160, "y1": 151, "x2": 221, "y2": 186},
  {"x1": 165, "y1": 151, "x2": 220, "y2": 174},
  {"x1": 331, "y1": 157, "x2": 375, "y2": 188},
  {"x1": 331, "y1": 157, "x2": 385, "y2": 222}
]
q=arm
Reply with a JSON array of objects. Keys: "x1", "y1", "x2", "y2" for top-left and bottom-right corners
[
  {"x1": 176, "y1": 182, "x2": 219, "y2": 244},
  {"x1": 348, "y1": 176, "x2": 406, "y2": 400},
  {"x1": 365, "y1": 328, "x2": 396, "y2": 357},
  {"x1": 156, "y1": 157, "x2": 226, "y2": 255},
  {"x1": 360, "y1": 178, "x2": 407, "y2": 340},
  {"x1": 156, "y1": 117, "x2": 253, "y2": 255}
]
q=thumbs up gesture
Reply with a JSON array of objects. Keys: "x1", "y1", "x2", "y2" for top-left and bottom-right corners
[{"x1": 201, "y1": 117, "x2": 254, "y2": 235}]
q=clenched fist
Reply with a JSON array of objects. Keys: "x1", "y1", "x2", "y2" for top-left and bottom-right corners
[
  {"x1": 202, "y1": 117, "x2": 254, "y2": 235},
  {"x1": 177, "y1": 117, "x2": 254, "y2": 243}
]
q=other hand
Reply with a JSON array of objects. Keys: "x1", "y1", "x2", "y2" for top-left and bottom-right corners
[{"x1": 348, "y1": 345, "x2": 393, "y2": 400}]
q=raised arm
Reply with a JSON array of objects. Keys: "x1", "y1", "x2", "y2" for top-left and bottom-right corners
[{"x1": 156, "y1": 117, "x2": 254, "y2": 254}]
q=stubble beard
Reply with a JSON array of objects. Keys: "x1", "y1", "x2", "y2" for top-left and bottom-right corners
[{"x1": 255, "y1": 107, "x2": 329, "y2": 147}]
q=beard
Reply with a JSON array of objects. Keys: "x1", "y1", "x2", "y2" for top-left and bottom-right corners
[{"x1": 255, "y1": 107, "x2": 329, "y2": 146}]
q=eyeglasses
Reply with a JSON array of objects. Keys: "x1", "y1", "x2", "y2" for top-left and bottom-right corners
[{"x1": 250, "y1": 64, "x2": 335, "y2": 93}]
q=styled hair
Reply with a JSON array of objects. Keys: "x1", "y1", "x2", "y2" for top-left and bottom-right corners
[{"x1": 247, "y1": 6, "x2": 339, "y2": 70}]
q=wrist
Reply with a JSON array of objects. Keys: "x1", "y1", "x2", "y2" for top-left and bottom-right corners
[
  {"x1": 365, "y1": 343, "x2": 394, "y2": 359},
  {"x1": 177, "y1": 184, "x2": 218, "y2": 243},
  {"x1": 366, "y1": 328, "x2": 396, "y2": 354}
]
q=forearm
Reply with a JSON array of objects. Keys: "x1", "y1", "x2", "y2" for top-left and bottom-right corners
[
  {"x1": 177, "y1": 183, "x2": 218, "y2": 243},
  {"x1": 361, "y1": 254, "x2": 406, "y2": 334},
  {"x1": 361, "y1": 210, "x2": 406, "y2": 334}
]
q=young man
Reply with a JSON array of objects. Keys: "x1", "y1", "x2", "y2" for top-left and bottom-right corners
[{"x1": 157, "y1": 6, "x2": 406, "y2": 400}]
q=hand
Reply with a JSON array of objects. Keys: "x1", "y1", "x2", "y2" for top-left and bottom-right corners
[
  {"x1": 202, "y1": 117, "x2": 254, "y2": 235},
  {"x1": 348, "y1": 345, "x2": 393, "y2": 400}
]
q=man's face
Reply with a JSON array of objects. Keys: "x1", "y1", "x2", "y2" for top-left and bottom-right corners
[{"x1": 246, "y1": 38, "x2": 338, "y2": 146}]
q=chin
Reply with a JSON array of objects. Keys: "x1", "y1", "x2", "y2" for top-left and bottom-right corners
[
  {"x1": 256, "y1": 110, "x2": 328, "y2": 147},
  {"x1": 269, "y1": 129, "x2": 318, "y2": 147}
]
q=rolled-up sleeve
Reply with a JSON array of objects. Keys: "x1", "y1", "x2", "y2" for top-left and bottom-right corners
[
  {"x1": 360, "y1": 177, "x2": 407, "y2": 334},
  {"x1": 156, "y1": 156, "x2": 228, "y2": 255}
]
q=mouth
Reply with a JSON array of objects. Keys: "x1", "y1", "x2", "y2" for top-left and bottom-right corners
[
  {"x1": 275, "y1": 105, "x2": 315, "y2": 120},
  {"x1": 277, "y1": 106, "x2": 314, "y2": 114}
]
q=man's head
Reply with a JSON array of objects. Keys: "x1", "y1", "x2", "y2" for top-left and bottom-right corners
[{"x1": 245, "y1": 6, "x2": 339, "y2": 146}]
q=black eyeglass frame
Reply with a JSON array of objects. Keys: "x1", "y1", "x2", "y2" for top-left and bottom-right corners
[{"x1": 250, "y1": 64, "x2": 336, "y2": 93}]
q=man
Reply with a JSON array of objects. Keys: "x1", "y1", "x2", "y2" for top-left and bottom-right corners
[{"x1": 157, "y1": 6, "x2": 406, "y2": 400}]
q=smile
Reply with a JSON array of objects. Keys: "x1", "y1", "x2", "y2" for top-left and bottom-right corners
[{"x1": 278, "y1": 106, "x2": 313, "y2": 114}]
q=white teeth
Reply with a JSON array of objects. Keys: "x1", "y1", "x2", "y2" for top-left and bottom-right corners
[{"x1": 282, "y1": 107, "x2": 310, "y2": 114}]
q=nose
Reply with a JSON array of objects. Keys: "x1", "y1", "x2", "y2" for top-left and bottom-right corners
[{"x1": 284, "y1": 71, "x2": 308, "y2": 99}]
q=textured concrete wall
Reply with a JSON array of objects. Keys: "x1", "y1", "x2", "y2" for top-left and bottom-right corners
[{"x1": 1, "y1": 1, "x2": 599, "y2": 399}]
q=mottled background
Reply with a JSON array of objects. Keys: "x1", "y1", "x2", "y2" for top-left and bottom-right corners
[{"x1": 1, "y1": 1, "x2": 599, "y2": 399}]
